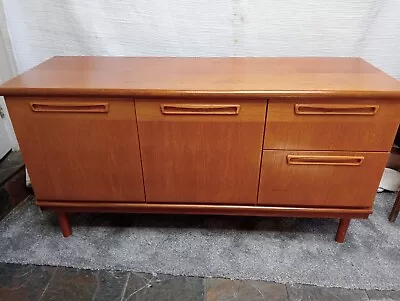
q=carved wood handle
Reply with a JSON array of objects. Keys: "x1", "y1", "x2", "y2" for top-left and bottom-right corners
[
  {"x1": 294, "y1": 104, "x2": 379, "y2": 115},
  {"x1": 30, "y1": 102, "x2": 109, "y2": 113},
  {"x1": 160, "y1": 104, "x2": 240, "y2": 115},
  {"x1": 287, "y1": 155, "x2": 364, "y2": 166}
]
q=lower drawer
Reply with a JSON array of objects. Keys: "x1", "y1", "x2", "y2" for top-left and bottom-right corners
[{"x1": 258, "y1": 150, "x2": 388, "y2": 208}]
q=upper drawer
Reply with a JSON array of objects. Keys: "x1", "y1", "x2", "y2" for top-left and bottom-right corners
[{"x1": 264, "y1": 99, "x2": 400, "y2": 151}]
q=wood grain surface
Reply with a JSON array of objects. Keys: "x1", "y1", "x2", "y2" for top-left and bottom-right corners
[
  {"x1": 264, "y1": 98, "x2": 400, "y2": 151},
  {"x1": 36, "y1": 200, "x2": 371, "y2": 219},
  {"x1": 6, "y1": 97, "x2": 145, "y2": 202},
  {"x1": 136, "y1": 100, "x2": 266, "y2": 205},
  {"x1": 2, "y1": 56, "x2": 400, "y2": 98},
  {"x1": 258, "y1": 150, "x2": 389, "y2": 208},
  {"x1": 3, "y1": 57, "x2": 400, "y2": 240}
]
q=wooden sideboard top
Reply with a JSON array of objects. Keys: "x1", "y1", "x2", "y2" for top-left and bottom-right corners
[{"x1": 2, "y1": 56, "x2": 400, "y2": 99}]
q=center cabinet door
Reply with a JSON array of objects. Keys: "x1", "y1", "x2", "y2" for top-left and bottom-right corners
[{"x1": 136, "y1": 100, "x2": 266, "y2": 205}]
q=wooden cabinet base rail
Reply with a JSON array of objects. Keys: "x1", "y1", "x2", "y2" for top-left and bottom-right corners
[
  {"x1": 2, "y1": 56, "x2": 400, "y2": 243},
  {"x1": 38, "y1": 201, "x2": 371, "y2": 242},
  {"x1": 37, "y1": 201, "x2": 372, "y2": 218}
]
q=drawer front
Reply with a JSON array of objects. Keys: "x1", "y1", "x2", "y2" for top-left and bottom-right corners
[
  {"x1": 136, "y1": 100, "x2": 266, "y2": 205},
  {"x1": 258, "y1": 150, "x2": 388, "y2": 208},
  {"x1": 6, "y1": 97, "x2": 145, "y2": 202},
  {"x1": 264, "y1": 99, "x2": 400, "y2": 151}
]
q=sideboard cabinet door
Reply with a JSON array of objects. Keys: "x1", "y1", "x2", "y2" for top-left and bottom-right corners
[
  {"x1": 6, "y1": 97, "x2": 145, "y2": 202},
  {"x1": 136, "y1": 100, "x2": 266, "y2": 205}
]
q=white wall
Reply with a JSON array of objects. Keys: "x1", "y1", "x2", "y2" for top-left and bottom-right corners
[
  {"x1": 0, "y1": 1, "x2": 18, "y2": 149},
  {"x1": 2, "y1": 0, "x2": 400, "y2": 80}
]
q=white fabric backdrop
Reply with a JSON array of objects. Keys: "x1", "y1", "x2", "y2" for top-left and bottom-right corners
[
  {"x1": 2, "y1": 0, "x2": 400, "y2": 79},
  {"x1": 0, "y1": 0, "x2": 18, "y2": 149}
]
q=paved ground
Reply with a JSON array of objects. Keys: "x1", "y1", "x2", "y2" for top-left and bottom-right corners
[{"x1": 0, "y1": 263, "x2": 399, "y2": 301}]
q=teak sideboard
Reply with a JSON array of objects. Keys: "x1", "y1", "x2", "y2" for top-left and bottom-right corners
[{"x1": 1, "y1": 57, "x2": 400, "y2": 243}]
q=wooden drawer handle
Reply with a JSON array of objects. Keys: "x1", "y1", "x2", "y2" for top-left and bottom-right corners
[
  {"x1": 287, "y1": 155, "x2": 364, "y2": 166},
  {"x1": 294, "y1": 104, "x2": 379, "y2": 115},
  {"x1": 30, "y1": 102, "x2": 109, "y2": 113},
  {"x1": 160, "y1": 104, "x2": 240, "y2": 115}
]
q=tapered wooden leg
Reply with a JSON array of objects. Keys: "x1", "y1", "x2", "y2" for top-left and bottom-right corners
[
  {"x1": 389, "y1": 193, "x2": 400, "y2": 222},
  {"x1": 335, "y1": 218, "x2": 350, "y2": 243},
  {"x1": 57, "y1": 212, "x2": 72, "y2": 237}
]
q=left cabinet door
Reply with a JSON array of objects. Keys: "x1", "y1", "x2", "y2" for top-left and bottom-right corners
[{"x1": 6, "y1": 97, "x2": 145, "y2": 202}]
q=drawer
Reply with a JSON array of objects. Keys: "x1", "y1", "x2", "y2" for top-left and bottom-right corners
[
  {"x1": 264, "y1": 99, "x2": 400, "y2": 151},
  {"x1": 258, "y1": 150, "x2": 388, "y2": 208}
]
